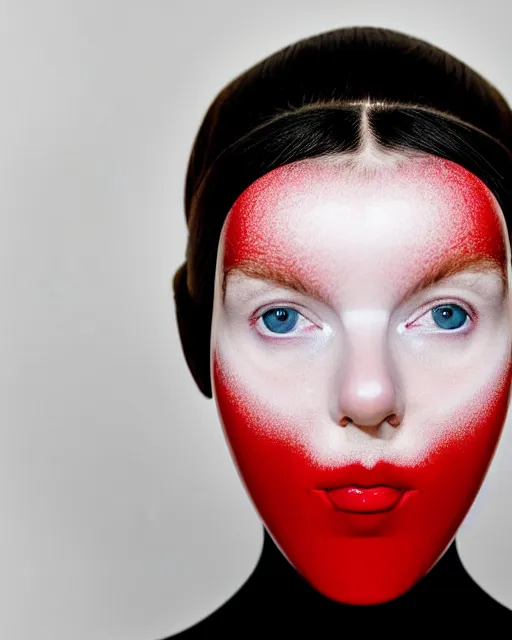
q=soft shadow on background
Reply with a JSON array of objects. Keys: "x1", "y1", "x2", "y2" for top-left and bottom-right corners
[{"x1": 2, "y1": 1, "x2": 512, "y2": 638}]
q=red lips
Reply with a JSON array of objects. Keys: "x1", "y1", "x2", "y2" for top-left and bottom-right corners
[{"x1": 325, "y1": 485, "x2": 405, "y2": 513}]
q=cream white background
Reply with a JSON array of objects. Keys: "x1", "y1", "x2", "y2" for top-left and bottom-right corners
[{"x1": 2, "y1": 1, "x2": 512, "y2": 638}]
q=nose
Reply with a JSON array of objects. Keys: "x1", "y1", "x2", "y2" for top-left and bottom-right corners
[{"x1": 337, "y1": 337, "x2": 404, "y2": 433}]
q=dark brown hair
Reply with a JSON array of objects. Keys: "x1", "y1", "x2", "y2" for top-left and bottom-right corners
[{"x1": 174, "y1": 26, "x2": 512, "y2": 397}]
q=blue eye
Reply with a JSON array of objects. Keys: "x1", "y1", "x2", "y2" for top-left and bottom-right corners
[
  {"x1": 431, "y1": 304, "x2": 468, "y2": 330},
  {"x1": 261, "y1": 307, "x2": 299, "y2": 334}
]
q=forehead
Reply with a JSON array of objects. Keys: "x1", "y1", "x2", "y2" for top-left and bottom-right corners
[{"x1": 220, "y1": 155, "x2": 508, "y2": 289}]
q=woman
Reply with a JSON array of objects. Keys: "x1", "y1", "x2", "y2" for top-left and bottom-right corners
[{"x1": 170, "y1": 26, "x2": 512, "y2": 635}]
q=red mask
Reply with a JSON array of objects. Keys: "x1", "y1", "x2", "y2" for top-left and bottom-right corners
[{"x1": 210, "y1": 154, "x2": 512, "y2": 604}]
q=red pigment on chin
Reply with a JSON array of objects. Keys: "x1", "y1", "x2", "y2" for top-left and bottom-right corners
[{"x1": 212, "y1": 355, "x2": 512, "y2": 604}]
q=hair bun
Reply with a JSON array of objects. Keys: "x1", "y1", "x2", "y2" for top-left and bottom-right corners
[{"x1": 173, "y1": 262, "x2": 213, "y2": 398}]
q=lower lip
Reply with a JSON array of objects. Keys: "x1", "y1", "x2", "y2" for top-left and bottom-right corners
[{"x1": 324, "y1": 486, "x2": 406, "y2": 514}]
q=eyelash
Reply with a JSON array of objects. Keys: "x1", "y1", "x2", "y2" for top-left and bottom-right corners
[
  {"x1": 403, "y1": 298, "x2": 475, "y2": 334},
  {"x1": 249, "y1": 304, "x2": 320, "y2": 338},
  {"x1": 251, "y1": 298, "x2": 476, "y2": 338}
]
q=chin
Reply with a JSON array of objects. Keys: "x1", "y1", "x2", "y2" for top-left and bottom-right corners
[
  {"x1": 309, "y1": 576, "x2": 418, "y2": 606},
  {"x1": 264, "y1": 511, "x2": 458, "y2": 606},
  {"x1": 285, "y1": 535, "x2": 446, "y2": 605}
]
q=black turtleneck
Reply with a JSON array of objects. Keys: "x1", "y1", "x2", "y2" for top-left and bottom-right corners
[{"x1": 165, "y1": 527, "x2": 511, "y2": 638}]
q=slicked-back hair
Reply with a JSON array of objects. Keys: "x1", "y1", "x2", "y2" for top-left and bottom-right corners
[{"x1": 173, "y1": 26, "x2": 512, "y2": 397}]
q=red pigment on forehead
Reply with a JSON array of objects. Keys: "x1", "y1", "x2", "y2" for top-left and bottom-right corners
[
  {"x1": 222, "y1": 164, "x2": 294, "y2": 270},
  {"x1": 222, "y1": 156, "x2": 507, "y2": 291},
  {"x1": 424, "y1": 158, "x2": 506, "y2": 263}
]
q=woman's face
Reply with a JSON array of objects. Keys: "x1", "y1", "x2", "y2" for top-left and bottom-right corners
[{"x1": 210, "y1": 154, "x2": 512, "y2": 604}]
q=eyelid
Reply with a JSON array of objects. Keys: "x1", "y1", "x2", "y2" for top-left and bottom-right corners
[
  {"x1": 403, "y1": 297, "x2": 476, "y2": 331},
  {"x1": 251, "y1": 301, "x2": 322, "y2": 328},
  {"x1": 401, "y1": 270, "x2": 506, "y2": 309},
  {"x1": 250, "y1": 304, "x2": 324, "y2": 340},
  {"x1": 224, "y1": 275, "x2": 332, "y2": 318}
]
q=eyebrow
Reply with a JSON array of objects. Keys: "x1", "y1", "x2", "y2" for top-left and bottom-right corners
[
  {"x1": 398, "y1": 254, "x2": 507, "y2": 303},
  {"x1": 222, "y1": 261, "x2": 326, "y2": 303},
  {"x1": 222, "y1": 254, "x2": 508, "y2": 304}
]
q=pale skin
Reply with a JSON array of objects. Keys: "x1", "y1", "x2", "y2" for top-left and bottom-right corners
[
  {"x1": 212, "y1": 154, "x2": 512, "y2": 469},
  {"x1": 208, "y1": 152, "x2": 512, "y2": 603}
]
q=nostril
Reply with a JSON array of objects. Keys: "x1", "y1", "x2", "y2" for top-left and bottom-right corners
[
  {"x1": 387, "y1": 413, "x2": 401, "y2": 427},
  {"x1": 338, "y1": 413, "x2": 402, "y2": 428}
]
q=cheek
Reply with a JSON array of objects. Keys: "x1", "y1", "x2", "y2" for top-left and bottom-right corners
[
  {"x1": 408, "y1": 361, "x2": 512, "y2": 550},
  {"x1": 426, "y1": 360, "x2": 512, "y2": 467},
  {"x1": 212, "y1": 351, "x2": 321, "y2": 503},
  {"x1": 211, "y1": 337, "x2": 336, "y2": 463},
  {"x1": 388, "y1": 328, "x2": 512, "y2": 454}
]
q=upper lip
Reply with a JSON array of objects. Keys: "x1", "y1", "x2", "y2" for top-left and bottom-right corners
[{"x1": 312, "y1": 461, "x2": 415, "y2": 492}]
